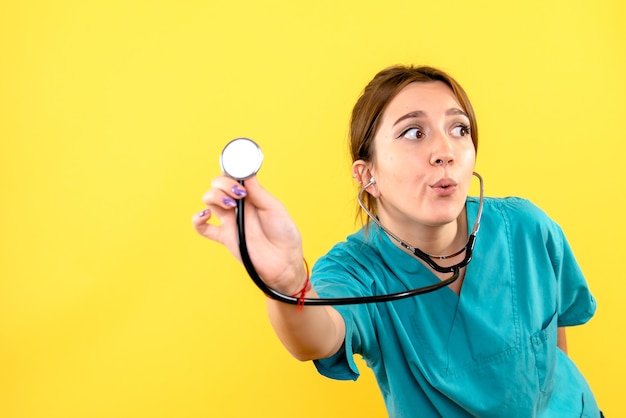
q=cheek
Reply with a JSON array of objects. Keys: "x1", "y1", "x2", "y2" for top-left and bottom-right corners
[
  {"x1": 462, "y1": 150, "x2": 477, "y2": 190},
  {"x1": 379, "y1": 154, "x2": 410, "y2": 185},
  {"x1": 379, "y1": 149, "x2": 395, "y2": 165},
  {"x1": 459, "y1": 145, "x2": 476, "y2": 166},
  {"x1": 372, "y1": 150, "x2": 396, "y2": 177}
]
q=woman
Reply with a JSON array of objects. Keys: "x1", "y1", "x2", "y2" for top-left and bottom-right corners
[{"x1": 193, "y1": 65, "x2": 601, "y2": 417}]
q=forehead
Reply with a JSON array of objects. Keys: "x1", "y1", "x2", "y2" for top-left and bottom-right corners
[{"x1": 384, "y1": 81, "x2": 462, "y2": 117}]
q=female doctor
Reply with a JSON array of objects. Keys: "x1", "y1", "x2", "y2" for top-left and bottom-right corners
[{"x1": 192, "y1": 65, "x2": 601, "y2": 417}]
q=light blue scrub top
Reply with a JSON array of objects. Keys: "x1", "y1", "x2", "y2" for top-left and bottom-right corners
[{"x1": 311, "y1": 197, "x2": 599, "y2": 417}]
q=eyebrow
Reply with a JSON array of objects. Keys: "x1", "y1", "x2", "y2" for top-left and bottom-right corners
[{"x1": 393, "y1": 108, "x2": 469, "y2": 127}]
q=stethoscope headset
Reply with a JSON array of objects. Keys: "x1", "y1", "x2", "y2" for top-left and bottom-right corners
[{"x1": 220, "y1": 137, "x2": 484, "y2": 306}]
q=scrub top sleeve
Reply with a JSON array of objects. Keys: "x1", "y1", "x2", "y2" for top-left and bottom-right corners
[
  {"x1": 313, "y1": 307, "x2": 361, "y2": 381},
  {"x1": 309, "y1": 253, "x2": 373, "y2": 382},
  {"x1": 550, "y1": 223, "x2": 597, "y2": 327}
]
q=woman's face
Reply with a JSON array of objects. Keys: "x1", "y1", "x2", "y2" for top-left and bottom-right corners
[{"x1": 363, "y1": 81, "x2": 476, "y2": 232}]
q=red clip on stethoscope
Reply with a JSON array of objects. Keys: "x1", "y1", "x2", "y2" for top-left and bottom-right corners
[{"x1": 220, "y1": 137, "x2": 484, "y2": 306}]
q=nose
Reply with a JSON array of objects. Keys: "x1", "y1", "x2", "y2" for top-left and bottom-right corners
[{"x1": 429, "y1": 134, "x2": 454, "y2": 167}]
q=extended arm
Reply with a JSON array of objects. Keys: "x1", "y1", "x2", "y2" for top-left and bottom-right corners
[
  {"x1": 193, "y1": 175, "x2": 345, "y2": 361},
  {"x1": 267, "y1": 290, "x2": 345, "y2": 361}
]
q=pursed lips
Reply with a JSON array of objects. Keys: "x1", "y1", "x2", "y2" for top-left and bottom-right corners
[
  {"x1": 431, "y1": 178, "x2": 456, "y2": 189},
  {"x1": 430, "y1": 178, "x2": 457, "y2": 195}
]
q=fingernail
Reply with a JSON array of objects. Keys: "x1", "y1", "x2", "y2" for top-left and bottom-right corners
[
  {"x1": 198, "y1": 209, "x2": 210, "y2": 217},
  {"x1": 232, "y1": 185, "x2": 247, "y2": 197},
  {"x1": 222, "y1": 197, "x2": 237, "y2": 207}
]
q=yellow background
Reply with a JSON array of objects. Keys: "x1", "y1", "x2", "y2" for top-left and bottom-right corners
[{"x1": 1, "y1": 1, "x2": 624, "y2": 417}]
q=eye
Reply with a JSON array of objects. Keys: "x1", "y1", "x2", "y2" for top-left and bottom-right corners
[
  {"x1": 451, "y1": 124, "x2": 471, "y2": 138},
  {"x1": 398, "y1": 127, "x2": 424, "y2": 140}
]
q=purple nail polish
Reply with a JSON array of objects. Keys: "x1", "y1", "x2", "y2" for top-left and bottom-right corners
[
  {"x1": 222, "y1": 197, "x2": 237, "y2": 207},
  {"x1": 232, "y1": 185, "x2": 247, "y2": 197},
  {"x1": 198, "y1": 209, "x2": 209, "y2": 217}
]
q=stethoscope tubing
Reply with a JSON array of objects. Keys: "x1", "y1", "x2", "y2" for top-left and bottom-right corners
[
  {"x1": 222, "y1": 137, "x2": 484, "y2": 305},
  {"x1": 236, "y1": 185, "x2": 466, "y2": 306}
]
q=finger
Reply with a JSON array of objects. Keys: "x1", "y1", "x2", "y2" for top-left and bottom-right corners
[
  {"x1": 210, "y1": 176, "x2": 248, "y2": 201},
  {"x1": 202, "y1": 187, "x2": 241, "y2": 210},
  {"x1": 208, "y1": 175, "x2": 275, "y2": 210},
  {"x1": 192, "y1": 208, "x2": 214, "y2": 238},
  {"x1": 192, "y1": 207, "x2": 235, "y2": 244},
  {"x1": 236, "y1": 176, "x2": 277, "y2": 210}
]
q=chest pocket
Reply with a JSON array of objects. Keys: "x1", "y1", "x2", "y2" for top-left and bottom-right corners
[{"x1": 531, "y1": 311, "x2": 557, "y2": 394}]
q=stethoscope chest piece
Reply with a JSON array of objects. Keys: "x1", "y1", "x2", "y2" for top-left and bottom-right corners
[{"x1": 220, "y1": 137, "x2": 264, "y2": 180}]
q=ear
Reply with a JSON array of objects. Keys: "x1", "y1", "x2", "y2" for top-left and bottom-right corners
[{"x1": 352, "y1": 160, "x2": 379, "y2": 197}]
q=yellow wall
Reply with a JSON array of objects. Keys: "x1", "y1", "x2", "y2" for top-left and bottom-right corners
[{"x1": 1, "y1": 1, "x2": 624, "y2": 417}]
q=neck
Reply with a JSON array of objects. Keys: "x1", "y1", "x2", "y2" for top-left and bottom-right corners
[{"x1": 378, "y1": 209, "x2": 469, "y2": 263}]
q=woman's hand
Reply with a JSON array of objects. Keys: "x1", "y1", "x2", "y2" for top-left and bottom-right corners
[
  {"x1": 192, "y1": 175, "x2": 306, "y2": 294},
  {"x1": 194, "y1": 175, "x2": 346, "y2": 361}
]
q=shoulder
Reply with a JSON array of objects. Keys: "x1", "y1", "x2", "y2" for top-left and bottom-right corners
[
  {"x1": 478, "y1": 196, "x2": 565, "y2": 247},
  {"x1": 312, "y1": 226, "x2": 389, "y2": 288},
  {"x1": 483, "y1": 196, "x2": 546, "y2": 217},
  {"x1": 315, "y1": 227, "x2": 378, "y2": 269},
  {"x1": 482, "y1": 196, "x2": 556, "y2": 227}
]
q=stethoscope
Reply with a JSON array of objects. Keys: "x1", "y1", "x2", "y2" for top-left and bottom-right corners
[{"x1": 220, "y1": 137, "x2": 484, "y2": 306}]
